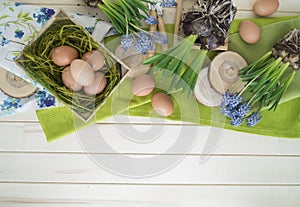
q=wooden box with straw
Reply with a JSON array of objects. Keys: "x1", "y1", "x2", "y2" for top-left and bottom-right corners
[{"x1": 16, "y1": 10, "x2": 129, "y2": 121}]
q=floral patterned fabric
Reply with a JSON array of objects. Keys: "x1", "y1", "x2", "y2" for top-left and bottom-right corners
[
  {"x1": 0, "y1": 86, "x2": 56, "y2": 117},
  {"x1": 0, "y1": 0, "x2": 114, "y2": 117}
]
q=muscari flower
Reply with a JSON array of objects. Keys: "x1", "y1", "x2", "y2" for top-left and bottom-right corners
[
  {"x1": 121, "y1": 34, "x2": 133, "y2": 51},
  {"x1": 247, "y1": 112, "x2": 262, "y2": 127},
  {"x1": 134, "y1": 32, "x2": 153, "y2": 54},
  {"x1": 230, "y1": 94, "x2": 243, "y2": 108},
  {"x1": 231, "y1": 102, "x2": 251, "y2": 117},
  {"x1": 220, "y1": 104, "x2": 233, "y2": 117},
  {"x1": 134, "y1": 40, "x2": 147, "y2": 54},
  {"x1": 14, "y1": 29, "x2": 24, "y2": 39},
  {"x1": 220, "y1": 90, "x2": 260, "y2": 127},
  {"x1": 230, "y1": 115, "x2": 245, "y2": 127},
  {"x1": 221, "y1": 91, "x2": 242, "y2": 109},
  {"x1": 161, "y1": 0, "x2": 177, "y2": 7},
  {"x1": 144, "y1": 15, "x2": 158, "y2": 25},
  {"x1": 221, "y1": 90, "x2": 233, "y2": 106},
  {"x1": 152, "y1": 31, "x2": 168, "y2": 45}
]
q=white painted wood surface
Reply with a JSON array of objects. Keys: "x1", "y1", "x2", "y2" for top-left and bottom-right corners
[{"x1": 0, "y1": 0, "x2": 300, "y2": 206}]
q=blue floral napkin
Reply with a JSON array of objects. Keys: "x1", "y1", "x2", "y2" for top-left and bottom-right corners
[
  {"x1": 0, "y1": 82, "x2": 57, "y2": 117},
  {"x1": 0, "y1": 0, "x2": 114, "y2": 117},
  {"x1": 0, "y1": 0, "x2": 114, "y2": 86}
]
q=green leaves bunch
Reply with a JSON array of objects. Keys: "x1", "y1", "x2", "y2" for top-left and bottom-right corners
[
  {"x1": 238, "y1": 29, "x2": 299, "y2": 111},
  {"x1": 220, "y1": 29, "x2": 299, "y2": 127},
  {"x1": 98, "y1": 0, "x2": 153, "y2": 35},
  {"x1": 238, "y1": 51, "x2": 294, "y2": 111},
  {"x1": 143, "y1": 35, "x2": 207, "y2": 96}
]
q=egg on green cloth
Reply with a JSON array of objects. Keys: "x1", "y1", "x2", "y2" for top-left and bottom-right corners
[
  {"x1": 151, "y1": 93, "x2": 174, "y2": 117},
  {"x1": 131, "y1": 74, "x2": 155, "y2": 97},
  {"x1": 239, "y1": 20, "x2": 261, "y2": 44}
]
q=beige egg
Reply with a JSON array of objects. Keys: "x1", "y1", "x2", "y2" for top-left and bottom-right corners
[
  {"x1": 151, "y1": 92, "x2": 174, "y2": 117},
  {"x1": 253, "y1": 0, "x2": 279, "y2": 17},
  {"x1": 51, "y1": 45, "x2": 78, "y2": 66},
  {"x1": 61, "y1": 66, "x2": 83, "y2": 91},
  {"x1": 70, "y1": 59, "x2": 94, "y2": 86},
  {"x1": 239, "y1": 20, "x2": 261, "y2": 44},
  {"x1": 82, "y1": 50, "x2": 105, "y2": 71},
  {"x1": 84, "y1": 72, "x2": 107, "y2": 96},
  {"x1": 131, "y1": 74, "x2": 155, "y2": 96}
]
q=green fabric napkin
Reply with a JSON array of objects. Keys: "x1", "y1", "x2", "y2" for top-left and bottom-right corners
[
  {"x1": 36, "y1": 15, "x2": 300, "y2": 141},
  {"x1": 229, "y1": 16, "x2": 300, "y2": 105}
]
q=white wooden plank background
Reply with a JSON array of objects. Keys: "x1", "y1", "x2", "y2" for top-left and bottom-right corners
[{"x1": 0, "y1": 0, "x2": 300, "y2": 206}]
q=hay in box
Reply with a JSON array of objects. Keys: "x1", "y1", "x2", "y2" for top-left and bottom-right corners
[{"x1": 16, "y1": 10, "x2": 126, "y2": 121}]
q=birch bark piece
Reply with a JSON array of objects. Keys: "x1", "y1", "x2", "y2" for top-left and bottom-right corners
[
  {"x1": 0, "y1": 67, "x2": 37, "y2": 98},
  {"x1": 194, "y1": 67, "x2": 222, "y2": 107},
  {"x1": 209, "y1": 51, "x2": 247, "y2": 94}
]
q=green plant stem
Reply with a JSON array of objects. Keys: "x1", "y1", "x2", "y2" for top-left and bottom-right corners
[
  {"x1": 97, "y1": 0, "x2": 152, "y2": 34},
  {"x1": 269, "y1": 69, "x2": 296, "y2": 111}
]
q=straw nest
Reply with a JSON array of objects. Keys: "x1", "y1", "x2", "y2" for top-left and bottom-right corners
[{"x1": 16, "y1": 19, "x2": 121, "y2": 118}]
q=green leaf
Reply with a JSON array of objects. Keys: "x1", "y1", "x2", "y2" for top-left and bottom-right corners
[
  {"x1": 105, "y1": 0, "x2": 123, "y2": 13},
  {"x1": 17, "y1": 11, "x2": 22, "y2": 18},
  {"x1": 188, "y1": 50, "x2": 207, "y2": 73},
  {"x1": 25, "y1": 17, "x2": 33, "y2": 21},
  {"x1": 142, "y1": 53, "x2": 167, "y2": 65},
  {"x1": 8, "y1": 7, "x2": 14, "y2": 12},
  {"x1": 168, "y1": 75, "x2": 181, "y2": 92},
  {"x1": 143, "y1": 35, "x2": 199, "y2": 95},
  {"x1": 0, "y1": 14, "x2": 10, "y2": 20},
  {"x1": 120, "y1": 0, "x2": 140, "y2": 18},
  {"x1": 98, "y1": 4, "x2": 125, "y2": 33},
  {"x1": 127, "y1": 0, "x2": 148, "y2": 15},
  {"x1": 115, "y1": 0, "x2": 131, "y2": 19},
  {"x1": 154, "y1": 55, "x2": 175, "y2": 70},
  {"x1": 22, "y1": 12, "x2": 30, "y2": 18}
]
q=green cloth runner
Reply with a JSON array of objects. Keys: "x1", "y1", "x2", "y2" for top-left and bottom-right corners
[{"x1": 36, "y1": 15, "x2": 300, "y2": 141}]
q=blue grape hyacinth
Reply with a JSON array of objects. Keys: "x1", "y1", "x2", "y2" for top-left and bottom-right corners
[
  {"x1": 230, "y1": 115, "x2": 245, "y2": 127},
  {"x1": 221, "y1": 91, "x2": 242, "y2": 108},
  {"x1": 121, "y1": 34, "x2": 133, "y2": 51},
  {"x1": 119, "y1": 11, "x2": 169, "y2": 54},
  {"x1": 220, "y1": 90, "x2": 262, "y2": 127},
  {"x1": 161, "y1": 0, "x2": 177, "y2": 7},
  {"x1": 152, "y1": 31, "x2": 168, "y2": 45},
  {"x1": 134, "y1": 31, "x2": 153, "y2": 54},
  {"x1": 247, "y1": 112, "x2": 262, "y2": 127},
  {"x1": 144, "y1": 15, "x2": 158, "y2": 25},
  {"x1": 231, "y1": 102, "x2": 251, "y2": 117}
]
